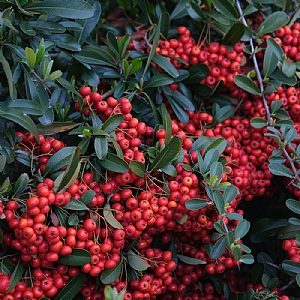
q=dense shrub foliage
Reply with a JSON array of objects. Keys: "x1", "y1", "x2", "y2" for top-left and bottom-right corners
[{"x1": 1, "y1": 0, "x2": 300, "y2": 299}]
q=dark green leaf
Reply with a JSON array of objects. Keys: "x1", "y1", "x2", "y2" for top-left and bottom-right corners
[
  {"x1": 5, "y1": 99, "x2": 43, "y2": 116},
  {"x1": 250, "y1": 117, "x2": 268, "y2": 129},
  {"x1": 263, "y1": 47, "x2": 278, "y2": 78},
  {"x1": 49, "y1": 34, "x2": 81, "y2": 51},
  {"x1": 54, "y1": 147, "x2": 81, "y2": 192},
  {"x1": 211, "y1": 0, "x2": 238, "y2": 20},
  {"x1": 170, "y1": 90, "x2": 195, "y2": 111},
  {"x1": 258, "y1": 11, "x2": 289, "y2": 36},
  {"x1": 129, "y1": 160, "x2": 145, "y2": 177},
  {"x1": 278, "y1": 223, "x2": 300, "y2": 239},
  {"x1": 94, "y1": 136, "x2": 108, "y2": 160},
  {"x1": 8, "y1": 260, "x2": 24, "y2": 293},
  {"x1": 127, "y1": 250, "x2": 150, "y2": 271},
  {"x1": 44, "y1": 147, "x2": 76, "y2": 176},
  {"x1": 152, "y1": 54, "x2": 179, "y2": 78},
  {"x1": 170, "y1": 1, "x2": 188, "y2": 20},
  {"x1": 269, "y1": 163, "x2": 293, "y2": 178},
  {"x1": 234, "y1": 75, "x2": 261, "y2": 95},
  {"x1": 251, "y1": 218, "x2": 288, "y2": 243},
  {"x1": 99, "y1": 153, "x2": 128, "y2": 173},
  {"x1": 286, "y1": 198, "x2": 300, "y2": 215},
  {"x1": 80, "y1": 190, "x2": 96, "y2": 205},
  {"x1": 222, "y1": 22, "x2": 246, "y2": 45},
  {"x1": 203, "y1": 149, "x2": 220, "y2": 174},
  {"x1": 184, "y1": 64, "x2": 209, "y2": 84},
  {"x1": 0, "y1": 109, "x2": 39, "y2": 141},
  {"x1": 0, "y1": 258, "x2": 15, "y2": 275},
  {"x1": 29, "y1": 21, "x2": 66, "y2": 33},
  {"x1": 106, "y1": 31, "x2": 119, "y2": 57},
  {"x1": 266, "y1": 38, "x2": 284, "y2": 61},
  {"x1": 75, "y1": 1, "x2": 101, "y2": 45},
  {"x1": 73, "y1": 49, "x2": 115, "y2": 67},
  {"x1": 53, "y1": 207, "x2": 69, "y2": 229},
  {"x1": 25, "y1": 0, "x2": 94, "y2": 19},
  {"x1": 235, "y1": 220, "x2": 250, "y2": 240},
  {"x1": 101, "y1": 114, "x2": 124, "y2": 134},
  {"x1": 68, "y1": 213, "x2": 79, "y2": 226},
  {"x1": 185, "y1": 198, "x2": 211, "y2": 210},
  {"x1": 160, "y1": 163, "x2": 177, "y2": 176},
  {"x1": 150, "y1": 136, "x2": 182, "y2": 171},
  {"x1": 37, "y1": 122, "x2": 80, "y2": 136},
  {"x1": 210, "y1": 236, "x2": 226, "y2": 259},
  {"x1": 62, "y1": 198, "x2": 88, "y2": 211},
  {"x1": 177, "y1": 254, "x2": 206, "y2": 265},
  {"x1": 144, "y1": 73, "x2": 174, "y2": 89},
  {"x1": 167, "y1": 95, "x2": 189, "y2": 124},
  {"x1": 271, "y1": 69, "x2": 297, "y2": 85},
  {"x1": 213, "y1": 105, "x2": 234, "y2": 126},
  {"x1": 160, "y1": 11, "x2": 170, "y2": 39},
  {"x1": 100, "y1": 261, "x2": 122, "y2": 284},
  {"x1": 54, "y1": 274, "x2": 86, "y2": 300},
  {"x1": 58, "y1": 249, "x2": 91, "y2": 266},
  {"x1": 13, "y1": 173, "x2": 29, "y2": 197}
]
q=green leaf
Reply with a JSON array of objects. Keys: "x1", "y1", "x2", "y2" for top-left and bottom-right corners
[
  {"x1": 62, "y1": 198, "x2": 88, "y2": 211},
  {"x1": 13, "y1": 173, "x2": 29, "y2": 197},
  {"x1": 99, "y1": 153, "x2": 128, "y2": 173},
  {"x1": 278, "y1": 223, "x2": 300, "y2": 239},
  {"x1": 54, "y1": 274, "x2": 86, "y2": 300},
  {"x1": 29, "y1": 21, "x2": 66, "y2": 33},
  {"x1": 170, "y1": 90, "x2": 195, "y2": 111},
  {"x1": 129, "y1": 160, "x2": 145, "y2": 177},
  {"x1": 282, "y1": 60, "x2": 296, "y2": 78},
  {"x1": 37, "y1": 122, "x2": 80, "y2": 136},
  {"x1": 223, "y1": 185, "x2": 238, "y2": 203},
  {"x1": 185, "y1": 198, "x2": 211, "y2": 210},
  {"x1": 211, "y1": 0, "x2": 238, "y2": 20},
  {"x1": 213, "y1": 191, "x2": 225, "y2": 214},
  {"x1": 239, "y1": 254, "x2": 254, "y2": 264},
  {"x1": 0, "y1": 48, "x2": 17, "y2": 100},
  {"x1": 212, "y1": 105, "x2": 234, "y2": 126},
  {"x1": 44, "y1": 147, "x2": 76, "y2": 176},
  {"x1": 210, "y1": 161, "x2": 223, "y2": 178},
  {"x1": 167, "y1": 95, "x2": 189, "y2": 124},
  {"x1": 25, "y1": 0, "x2": 94, "y2": 19},
  {"x1": 251, "y1": 218, "x2": 288, "y2": 243},
  {"x1": 25, "y1": 47, "x2": 36, "y2": 69},
  {"x1": 0, "y1": 109, "x2": 39, "y2": 141},
  {"x1": 101, "y1": 114, "x2": 124, "y2": 134},
  {"x1": 100, "y1": 261, "x2": 122, "y2": 284},
  {"x1": 266, "y1": 38, "x2": 284, "y2": 61},
  {"x1": 235, "y1": 220, "x2": 250, "y2": 240},
  {"x1": 106, "y1": 31, "x2": 119, "y2": 57},
  {"x1": 52, "y1": 207, "x2": 69, "y2": 229},
  {"x1": 8, "y1": 260, "x2": 24, "y2": 293},
  {"x1": 263, "y1": 47, "x2": 278, "y2": 78},
  {"x1": 68, "y1": 213, "x2": 79, "y2": 226},
  {"x1": 150, "y1": 136, "x2": 182, "y2": 171},
  {"x1": 54, "y1": 147, "x2": 81, "y2": 192},
  {"x1": 271, "y1": 69, "x2": 297, "y2": 85},
  {"x1": 58, "y1": 249, "x2": 91, "y2": 266},
  {"x1": 80, "y1": 190, "x2": 96, "y2": 205},
  {"x1": 177, "y1": 254, "x2": 206, "y2": 265},
  {"x1": 258, "y1": 11, "x2": 289, "y2": 36},
  {"x1": 234, "y1": 75, "x2": 261, "y2": 95},
  {"x1": 127, "y1": 250, "x2": 150, "y2": 271},
  {"x1": 74, "y1": 1, "x2": 101, "y2": 45},
  {"x1": 144, "y1": 73, "x2": 174, "y2": 89},
  {"x1": 286, "y1": 198, "x2": 300, "y2": 215},
  {"x1": 104, "y1": 203, "x2": 124, "y2": 229},
  {"x1": 152, "y1": 54, "x2": 179, "y2": 78},
  {"x1": 222, "y1": 22, "x2": 246, "y2": 45},
  {"x1": 210, "y1": 236, "x2": 226, "y2": 259},
  {"x1": 0, "y1": 258, "x2": 15, "y2": 275},
  {"x1": 49, "y1": 34, "x2": 81, "y2": 51},
  {"x1": 94, "y1": 137, "x2": 108, "y2": 160},
  {"x1": 250, "y1": 117, "x2": 268, "y2": 129},
  {"x1": 184, "y1": 64, "x2": 209, "y2": 84},
  {"x1": 203, "y1": 149, "x2": 220, "y2": 174},
  {"x1": 269, "y1": 163, "x2": 293, "y2": 178},
  {"x1": 282, "y1": 260, "x2": 300, "y2": 274},
  {"x1": 160, "y1": 163, "x2": 177, "y2": 176}
]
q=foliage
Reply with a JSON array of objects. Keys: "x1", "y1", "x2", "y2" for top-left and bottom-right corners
[{"x1": 1, "y1": 0, "x2": 300, "y2": 299}]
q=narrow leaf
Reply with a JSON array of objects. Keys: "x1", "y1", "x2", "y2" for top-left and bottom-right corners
[
  {"x1": 63, "y1": 198, "x2": 88, "y2": 211},
  {"x1": 234, "y1": 75, "x2": 261, "y2": 95},
  {"x1": 177, "y1": 255, "x2": 206, "y2": 265},
  {"x1": 94, "y1": 137, "x2": 108, "y2": 160},
  {"x1": 54, "y1": 274, "x2": 85, "y2": 300},
  {"x1": 185, "y1": 198, "x2": 211, "y2": 210},
  {"x1": 150, "y1": 137, "x2": 182, "y2": 171},
  {"x1": 57, "y1": 249, "x2": 91, "y2": 266},
  {"x1": 8, "y1": 260, "x2": 24, "y2": 293},
  {"x1": 99, "y1": 153, "x2": 128, "y2": 173},
  {"x1": 103, "y1": 203, "x2": 124, "y2": 229},
  {"x1": 129, "y1": 160, "x2": 145, "y2": 177},
  {"x1": 127, "y1": 250, "x2": 150, "y2": 271},
  {"x1": 100, "y1": 261, "x2": 122, "y2": 284}
]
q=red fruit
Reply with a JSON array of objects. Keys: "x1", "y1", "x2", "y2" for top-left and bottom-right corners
[
  {"x1": 79, "y1": 86, "x2": 91, "y2": 97},
  {"x1": 0, "y1": 275, "x2": 10, "y2": 293}
]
